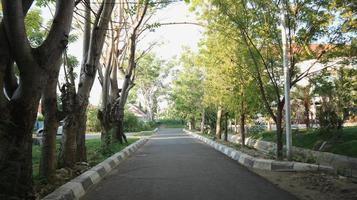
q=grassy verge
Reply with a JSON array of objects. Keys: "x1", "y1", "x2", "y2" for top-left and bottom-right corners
[
  {"x1": 32, "y1": 137, "x2": 140, "y2": 199},
  {"x1": 33, "y1": 138, "x2": 138, "y2": 178},
  {"x1": 249, "y1": 126, "x2": 357, "y2": 158},
  {"x1": 129, "y1": 131, "x2": 155, "y2": 137}
]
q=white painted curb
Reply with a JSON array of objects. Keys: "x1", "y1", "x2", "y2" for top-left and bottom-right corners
[
  {"x1": 42, "y1": 138, "x2": 148, "y2": 200},
  {"x1": 184, "y1": 129, "x2": 335, "y2": 173}
]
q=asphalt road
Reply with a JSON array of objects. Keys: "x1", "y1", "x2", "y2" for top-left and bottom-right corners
[{"x1": 82, "y1": 128, "x2": 298, "y2": 200}]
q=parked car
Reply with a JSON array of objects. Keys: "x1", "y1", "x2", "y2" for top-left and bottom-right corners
[{"x1": 36, "y1": 121, "x2": 64, "y2": 137}]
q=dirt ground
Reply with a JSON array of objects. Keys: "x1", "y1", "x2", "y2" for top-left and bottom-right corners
[
  {"x1": 202, "y1": 133, "x2": 357, "y2": 200},
  {"x1": 252, "y1": 169, "x2": 357, "y2": 200}
]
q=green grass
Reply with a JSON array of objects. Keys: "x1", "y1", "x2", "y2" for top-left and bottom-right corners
[
  {"x1": 32, "y1": 138, "x2": 138, "y2": 178},
  {"x1": 130, "y1": 131, "x2": 155, "y2": 137},
  {"x1": 249, "y1": 126, "x2": 357, "y2": 157}
]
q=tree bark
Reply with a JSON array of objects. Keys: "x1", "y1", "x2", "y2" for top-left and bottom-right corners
[
  {"x1": 189, "y1": 117, "x2": 196, "y2": 130},
  {"x1": 75, "y1": 107, "x2": 87, "y2": 162},
  {"x1": 304, "y1": 100, "x2": 310, "y2": 129},
  {"x1": 59, "y1": 0, "x2": 115, "y2": 167},
  {"x1": 276, "y1": 103, "x2": 284, "y2": 160},
  {"x1": 200, "y1": 108, "x2": 205, "y2": 133},
  {"x1": 39, "y1": 66, "x2": 60, "y2": 180},
  {"x1": 240, "y1": 113, "x2": 245, "y2": 147},
  {"x1": 0, "y1": 0, "x2": 75, "y2": 198},
  {"x1": 0, "y1": 99, "x2": 40, "y2": 200},
  {"x1": 224, "y1": 112, "x2": 228, "y2": 142},
  {"x1": 216, "y1": 107, "x2": 222, "y2": 140},
  {"x1": 115, "y1": 107, "x2": 127, "y2": 144}
]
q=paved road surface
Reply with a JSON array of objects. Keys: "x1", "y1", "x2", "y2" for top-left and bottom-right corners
[{"x1": 83, "y1": 128, "x2": 297, "y2": 200}]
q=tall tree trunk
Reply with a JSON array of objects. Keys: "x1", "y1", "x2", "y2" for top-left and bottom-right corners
[
  {"x1": 76, "y1": 107, "x2": 87, "y2": 162},
  {"x1": 59, "y1": 102, "x2": 88, "y2": 167},
  {"x1": 240, "y1": 113, "x2": 245, "y2": 147},
  {"x1": 304, "y1": 101, "x2": 310, "y2": 129},
  {"x1": 240, "y1": 95, "x2": 246, "y2": 147},
  {"x1": 200, "y1": 108, "x2": 205, "y2": 133},
  {"x1": 59, "y1": 0, "x2": 115, "y2": 167},
  {"x1": 98, "y1": 107, "x2": 111, "y2": 149},
  {"x1": 0, "y1": 0, "x2": 75, "y2": 198},
  {"x1": 189, "y1": 117, "x2": 196, "y2": 130},
  {"x1": 276, "y1": 104, "x2": 284, "y2": 160},
  {"x1": 59, "y1": 112, "x2": 78, "y2": 167},
  {"x1": 39, "y1": 68, "x2": 60, "y2": 180},
  {"x1": 216, "y1": 107, "x2": 222, "y2": 140},
  {"x1": 224, "y1": 112, "x2": 228, "y2": 142},
  {"x1": 0, "y1": 99, "x2": 41, "y2": 200},
  {"x1": 115, "y1": 107, "x2": 127, "y2": 144}
]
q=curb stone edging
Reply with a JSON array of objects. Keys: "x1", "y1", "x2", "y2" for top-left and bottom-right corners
[
  {"x1": 42, "y1": 137, "x2": 149, "y2": 200},
  {"x1": 183, "y1": 129, "x2": 335, "y2": 173},
  {"x1": 228, "y1": 134, "x2": 357, "y2": 178}
]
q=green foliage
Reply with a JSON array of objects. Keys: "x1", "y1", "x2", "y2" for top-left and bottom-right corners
[
  {"x1": 36, "y1": 114, "x2": 44, "y2": 122},
  {"x1": 157, "y1": 119, "x2": 185, "y2": 128},
  {"x1": 170, "y1": 48, "x2": 204, "y2": 122},
  {"x1": 86, "y1": 138, "x2": 138, "y2": 166},
  {"x1": 316, "y1": 107, "x2": 342, "y2": 129},
  {"x1": 250, "y1": 127, "x2": 357, "y2": 158},
  {"x1": 25, "y1": 9, "x2": 46, "y2": 47},
  {"x1": 123, "y1": 111, "x2": 156, "y2": 132},
  {"x1": 32, "y1": 138, "x2": 137, "y2": 178},
  {"x1": 311, "y1": 67, "x2": 357, "y2": 129},
  {"x1": 86, "y1": 106, "x2": 101, "y2": 132},
  {"x1": 134, "y1": 53, "x2": 166, "y2": 120}
]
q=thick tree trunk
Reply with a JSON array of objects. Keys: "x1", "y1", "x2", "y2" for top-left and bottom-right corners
[
  {"x1": 76, "y1": 107, "x2": 87, "y2": 162},
  {"x1": 240, "y1": 113, "x2": 245, "y2": 147},
  {"x1": 276, "y1": 104, "x2": 284, "y2": 160},
  {"x1": 59, "y1": 113, "x2": 78, "y2": 167},
  {"x1": 115, "y1": 108, "x2": 128, "y2": 144},
  {"x1": 0, "y1": 100, "x2": 40, "y2": 200},
  {"x1": 216, "y1": 107, "x2": 222, "y2": 140},
  {"x1": 98, "y1": 105, "x2": 112, "y2": 149},
  {"x1": 39, "y1": 69, "x2": 60, "y2": 180},
  {"x1": 59, "y1": 0, "x2": 114, "y2": 167},
  {"x1": 59, "y1": 102, "x2": 88, "y2": 167},
  {"x1": 0, "y1": 0, "x2": 74, "y2": 198}
]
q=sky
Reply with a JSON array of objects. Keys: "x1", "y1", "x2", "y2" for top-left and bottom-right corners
[{"x1": 42, "y1": 1, "x2": 203, "y2": 106}]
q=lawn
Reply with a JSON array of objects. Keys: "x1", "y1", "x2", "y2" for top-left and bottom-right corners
[
  {"x1": 249, "y1": 126, "x2": 357, "y2": 158},
  {"x1": 32, "y1": 138, "x2": 138, "y2": 179}
]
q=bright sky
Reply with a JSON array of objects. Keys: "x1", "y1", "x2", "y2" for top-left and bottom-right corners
[{"x1": 42, "y1": 1, "x2": 203, "y2": 106}]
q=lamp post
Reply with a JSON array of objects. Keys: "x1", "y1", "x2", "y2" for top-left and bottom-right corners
[{"x1": 280, "y1": 0, "x2": 292, "y2": 160}]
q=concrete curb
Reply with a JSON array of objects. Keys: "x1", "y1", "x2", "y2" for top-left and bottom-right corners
[
  {"x1": 184, "y1": 129, "x2": 335, "y2": 173},
  {"x1": 42, "y1": 137, "x2": 148, "y2": 200}
]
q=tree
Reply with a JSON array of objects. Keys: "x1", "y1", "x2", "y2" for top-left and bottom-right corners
[
  {"x1": 59, "y1": 0, "x2": 116, "y2": 168},
  {"x1": 192, "y1": 0, "x2": 355, "y2": 159},
  {"x1": 135, "y1": 53, "x2": 164, "y2": 121},
  {"x1": 0, "y1": 0, "x2": 75, "y2": 198},
  {"x1": 197, "y1": 19, "x2": 260, "y2": 144},
  {"x1": 170, "y1": 48, "x2": 204, "y2": 130},
  {"x1": 311, "y1": 67, "x2": 357, "y2": 129},
  {"x1": 291, "y1": 84, "x2": 312, "y2": 128}
]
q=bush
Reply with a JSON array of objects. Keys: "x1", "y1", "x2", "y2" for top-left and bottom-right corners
[
  {"x1": 123, "y1": 112, "x2": 156, "y2": 132},
  {"x1": 86, "y1": 106, "x2": 101, "y2": 132},
  {"x1": 157, "y1": 119, "x2": 185, "y2": 128},
  {"x1": 37, "y1": 114, "x2": 44, "y2": 121},
  {"x1": 248, "y1": 124, "x2": 266, "y2": 134},
  {"x1": 316, "y1": 106, "x2": 343, "y2": 129}
]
